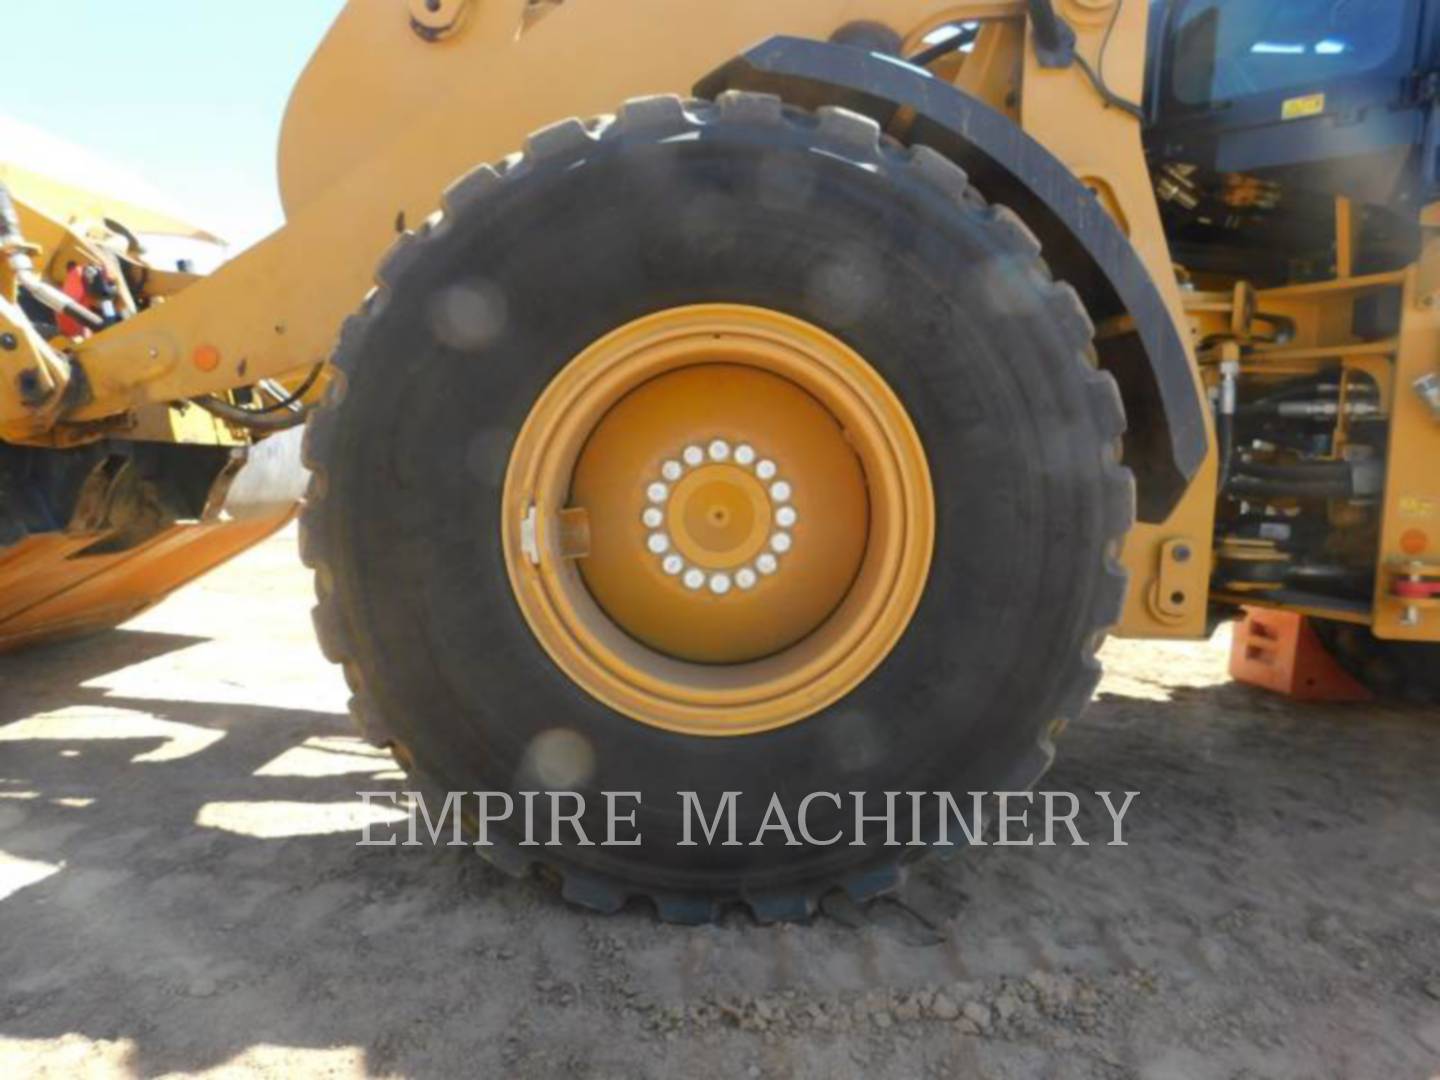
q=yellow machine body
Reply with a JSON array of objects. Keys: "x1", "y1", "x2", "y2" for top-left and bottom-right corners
[{"x1": 0, "y1": 0, "x2": 1437, "y2": 651}]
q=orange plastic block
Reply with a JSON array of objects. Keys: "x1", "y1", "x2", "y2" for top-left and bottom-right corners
[{"x1": 1229, "y1": 608, "x2": 1373, "y2": 702}]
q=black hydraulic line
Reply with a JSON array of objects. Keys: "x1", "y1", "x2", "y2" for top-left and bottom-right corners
[
  {"x1": 1236, "y1": 461, "x2": 1354, "y2": 481},
  {"x1": 1285, "y1": 562, "x2": 1368, "y2": 585},
  {"x1": 1025, "y1": 0, "x2": 1145, "y2": 119},
  {"x1": 1227, "y1": 475, "x2": 1353, "y2": 499},
  {"x1": 1072, "y1": 53, "x2": 1145, "y2": 121},
  {"x1": 242, "y1": 364, "x2": 326, "y2": 415},
  {"x1": 193, "y1": 395, "x2": 311, "y2": 432},
  {"x1": 1086, "y1": 0, "x2": 1145, "y2": 121},
  {"x1": 1237, "y1": 385, "x2": 1374, "y2": 416},
  {"x1": 1216, "y1": 412, "x2": 1235, "y2": 494},
  {"x1": 1227, "y1": 455, "x2": 1358, "y2": 498},
  {"x1": 1026, "y1": 0, "x2": 1072, "y2": 58}
]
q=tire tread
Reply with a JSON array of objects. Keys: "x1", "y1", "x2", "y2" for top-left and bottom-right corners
[{"x1": 301, "y1": 91, "x2": 1135, "y2": 922}]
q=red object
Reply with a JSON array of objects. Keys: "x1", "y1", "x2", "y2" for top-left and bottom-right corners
[
  {"x1": 56, "y1": 265, "x2": 91, "y2": 339},
  {"x1": 1229, "y1": 608, "x2": 1372, "y2": 702},
  {"x1": 1393, "y1": 578, "x2": 1440, "y2": 599}
]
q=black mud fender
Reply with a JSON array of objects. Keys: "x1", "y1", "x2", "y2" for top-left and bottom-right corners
[{"x1": 696, "y1": 36, "x2": 1208, "y2": 523}]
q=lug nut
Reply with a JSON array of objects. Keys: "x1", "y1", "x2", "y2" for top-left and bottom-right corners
[{"x1": 645, "y1": 437, "x2": 796, "y2": 595}]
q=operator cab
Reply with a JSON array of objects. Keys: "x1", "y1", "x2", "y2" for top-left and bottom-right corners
[{"x1": 1144, "y1": 0, "x2": 1439, "y2": 281}]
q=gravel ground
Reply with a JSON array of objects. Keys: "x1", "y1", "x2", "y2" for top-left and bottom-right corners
[{"x1": 0, "y1": 528, "x2": 1437, "y2": 1079}]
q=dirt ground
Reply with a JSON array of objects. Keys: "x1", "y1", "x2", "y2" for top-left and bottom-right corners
[{"x1": 0, "y1": 527, "x2": 1437, "y2": 1079}]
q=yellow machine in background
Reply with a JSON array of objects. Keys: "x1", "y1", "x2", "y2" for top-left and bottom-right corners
[
  {"x1": 2, "y1": 0, "x2": 1436, "y2": 917},
  {"x1": 0, "y1": 145, "x2": 300, "y2": 650}
]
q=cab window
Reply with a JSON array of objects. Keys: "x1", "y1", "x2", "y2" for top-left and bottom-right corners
[{"x1": 1171, "y1": 0, "x2": 1409, "y2": 107}]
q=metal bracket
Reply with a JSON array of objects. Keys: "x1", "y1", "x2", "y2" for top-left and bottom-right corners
[
  {"x1": 1415, "y1": 371, "x2": 1440, "y2": 422},
  {"x1": 1027, "y1": 0, "x2": 1077, "y2": 69},
  {"x1": 519, "y1": 504, "x2": 540, "y2": 565},
  {"x1": 1148, "y1": 537, "x2": 1206, "y2": 624},
  {"x1": 409, "y1": 0, "x2": 472, "y2": 42},
  {"x1": 1388, "y1": 558, "x2": 1440, "y2": 628},
  {"x1": 0, "y1": 294, "x2": 74, "y2": 441}
]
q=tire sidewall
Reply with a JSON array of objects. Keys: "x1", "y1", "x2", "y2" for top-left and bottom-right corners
[{"x1": 322, "y1": 104, "x2": 1116, "y2": 890}]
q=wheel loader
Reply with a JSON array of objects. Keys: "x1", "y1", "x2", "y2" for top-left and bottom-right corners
[{"x1": 1, "y1": 0, "x2": 1437, "y2": 919}]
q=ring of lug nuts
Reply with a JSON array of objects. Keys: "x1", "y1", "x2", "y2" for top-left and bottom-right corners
[{"x1": 642, "y1": 439, "x2": 797, "y2": 596}]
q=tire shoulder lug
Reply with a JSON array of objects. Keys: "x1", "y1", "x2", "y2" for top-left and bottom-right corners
[
  {"x1": 713, "y1": 89, "x2": 784, "y2": 125},
  {"x1": 617, "y1": 95, "x2": 689, "y2": 134},
  {"x1": 907, "y1": 145, "x2": 972, "y2": 202},
  {"x1": 524, "y1": 117, "x2": 596, "y2": 161}
]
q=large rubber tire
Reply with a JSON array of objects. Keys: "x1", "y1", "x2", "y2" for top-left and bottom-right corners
[
  {"x1": 301, "y1": 93, "x2": 1134, "y2": 922},
  {"x1": 1312, "y1": 620, "x2": 1440, "y2": 705}
]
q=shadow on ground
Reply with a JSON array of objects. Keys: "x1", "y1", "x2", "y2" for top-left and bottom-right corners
[{"x1": 0, "y1": 627, "x2": 1437, "y2": 1078}]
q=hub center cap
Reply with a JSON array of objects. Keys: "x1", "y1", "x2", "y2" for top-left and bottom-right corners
[
  {"x1": 568, "y1": 362, "x2": 868, "y2": 664},
  {"x1": 645, "y1": 443, "x2": 796, "y2": 594}
]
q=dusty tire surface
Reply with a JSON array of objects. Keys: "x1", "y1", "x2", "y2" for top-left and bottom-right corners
[{"x1": 301, "y1": 92, "x2": 1133, "y2": 920}]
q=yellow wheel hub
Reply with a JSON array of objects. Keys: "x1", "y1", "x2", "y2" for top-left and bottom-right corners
[
  {"x1": 503, "y1": 305, "x2": 934, "y2": 736},
  {"x1": 570, "y1": 363, "x2": 869, "y2": 664},
  {"x1": 667, "y1": 461, "x2": 772, "y2": 571}
]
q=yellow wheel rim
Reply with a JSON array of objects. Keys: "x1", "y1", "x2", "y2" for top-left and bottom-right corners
[{"x1": 502, "y1": 305, "x2": 934, "y2": 736}]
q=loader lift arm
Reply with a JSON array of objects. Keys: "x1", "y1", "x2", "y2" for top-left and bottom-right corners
[{"x1": 3, "y1": 2, "x2": 1205, "y2": 526}]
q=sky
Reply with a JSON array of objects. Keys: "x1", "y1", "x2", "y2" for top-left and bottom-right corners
[{"x1": 0, "y1": 1, "x2": 347, "y2": 251}]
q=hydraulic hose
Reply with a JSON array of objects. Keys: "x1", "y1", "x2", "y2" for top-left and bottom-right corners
[
  {"x1": 0, "y1": 182, "x2": 102, "y2": 330},
  {"x1": 1026, "y1": 0, "x2": 1070, "y2": 56},
  {"x1": 1235, "y1": 461, "x2": 1354, "y2": 482},
  {"x1": 1227, "y1": 475, "x2": 1353, "y2": 499},
  {"x1": 1216, "y1": 411, "x2": 1235, "y2": 494},
  {"x1": 244, "y1": 364, "x2": 325, "y2": 415},
  {"x1": 194, "y1": 395, "x2": 311, "y2": 432}
]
